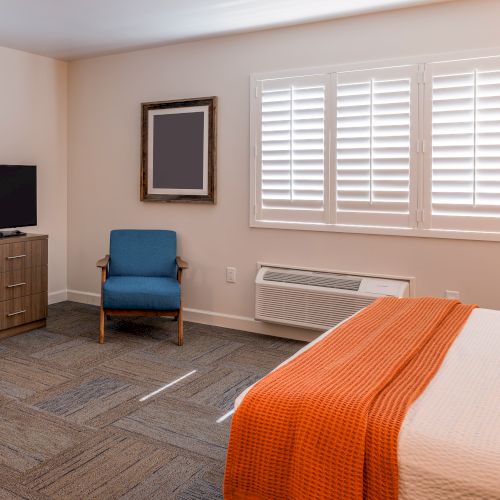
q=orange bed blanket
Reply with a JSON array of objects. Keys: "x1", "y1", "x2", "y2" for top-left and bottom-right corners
[{"x1": 224, "y1": 297, "x2": 475, "y2": 500}]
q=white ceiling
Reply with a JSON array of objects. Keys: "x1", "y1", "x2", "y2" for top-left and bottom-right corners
[{"x1": 0, "y1": 0, "x2": 451, "y2": 60}]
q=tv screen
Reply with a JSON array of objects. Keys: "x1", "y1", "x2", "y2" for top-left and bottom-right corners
[{"x1": 0, "y1": 165, "x2": 37, "y2": 229}]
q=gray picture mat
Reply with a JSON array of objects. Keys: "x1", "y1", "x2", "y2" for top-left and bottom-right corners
[{"x1": 152, "y1": 112, "x2": 205, "y2": 190}]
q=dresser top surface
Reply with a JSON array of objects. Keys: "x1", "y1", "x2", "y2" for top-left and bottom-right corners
[{"x1": 0, "y1": 233, "x2": 48, "y2": 245}]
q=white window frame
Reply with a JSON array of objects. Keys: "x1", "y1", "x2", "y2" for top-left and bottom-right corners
[{"x1": 250, "y1": 48, "x2": 500, "y2": 242}]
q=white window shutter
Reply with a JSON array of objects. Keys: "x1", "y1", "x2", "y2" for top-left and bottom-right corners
[
  {"x1": 255, "y1": 74, "x2": 330, "y2": 223},
  {"x1": 426, "y1": 56, "x2": 500, "y2": 232},
  {"x1": 335, "y1": 65, "x2": 419, "y2": 228}
]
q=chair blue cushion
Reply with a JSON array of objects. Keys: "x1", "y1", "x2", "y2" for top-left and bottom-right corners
[
  {"x1": 103, "y1": 276, "x2": 180, "y2": 311},
  {"x1": 108, "y1": 229, "x2": 177, "y2": 278}
]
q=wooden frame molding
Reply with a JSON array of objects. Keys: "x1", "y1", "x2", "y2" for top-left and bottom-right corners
[{"x1": 140, "y1": 96, "x2": 217, "y2": 204}]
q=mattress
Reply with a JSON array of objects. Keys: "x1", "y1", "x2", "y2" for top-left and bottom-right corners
[{"x1": 235, "y1": 308, "x2": 500, "y2": 499}]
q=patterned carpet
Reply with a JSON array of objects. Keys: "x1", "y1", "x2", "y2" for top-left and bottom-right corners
[{"x1": 0, "y1": 301, "x2": 304, "y2": 499}]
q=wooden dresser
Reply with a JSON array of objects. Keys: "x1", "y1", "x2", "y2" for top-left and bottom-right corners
[{"x1": 0, "y1": 234, "x2": 48, "y2": 339}]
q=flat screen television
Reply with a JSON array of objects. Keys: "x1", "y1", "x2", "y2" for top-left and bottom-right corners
[{"x1": 0, "y1": 165, "x2": 37, "y2": 230}]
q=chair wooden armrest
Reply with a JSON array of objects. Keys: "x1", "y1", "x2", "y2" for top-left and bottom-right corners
[
  {"x1": 176, "y1": 256, "x2": 188, "y2": 284},
  {"x1": 96, "y1": 255, "x2": 110, "y2": 268},
  {"x1": 176, "y1": 256, "x2": 189, "y2": 269},
  {"x1": 97, "y1": 255, "x2": 110, "y2": 290}
]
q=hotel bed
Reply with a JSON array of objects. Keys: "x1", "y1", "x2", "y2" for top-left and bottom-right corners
[{"x1": 232, "y1": 305, "x2": 500, "y2": 499}]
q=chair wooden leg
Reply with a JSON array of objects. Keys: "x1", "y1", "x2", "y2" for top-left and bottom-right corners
[
  {"x1": 99, "y1": 307, "x2": 105, "y2": 344},
  {"x1": 177, "y1": 308, "x2": 183, "y2": 346}
]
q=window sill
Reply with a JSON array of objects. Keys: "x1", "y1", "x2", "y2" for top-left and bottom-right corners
[{"x1": 250, "y1": 219, "x2": 500, "y2": 242}]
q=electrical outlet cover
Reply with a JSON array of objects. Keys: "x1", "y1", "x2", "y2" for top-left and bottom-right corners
[{"x1": 226, "y1": 267, "x2": 236, "y2": 283}]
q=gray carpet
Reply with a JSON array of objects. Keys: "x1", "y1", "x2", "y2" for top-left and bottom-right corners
[{"x1": 0, "y1": 301, "x2": 304, "y2": 499}]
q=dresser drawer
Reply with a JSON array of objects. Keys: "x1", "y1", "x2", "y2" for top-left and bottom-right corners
[
  {"x1": 0, "y1": 266, "x2": 48, "y2": 301},
  {"x1": 0, "y1": 293, "x2": 47, "y2": 330},
  {"x1": 0, "y1": 239, "x2": 48, "y2": 273}
]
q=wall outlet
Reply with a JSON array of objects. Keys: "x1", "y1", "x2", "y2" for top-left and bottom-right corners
[
  {"x1": 226, "y1": 267, "x2": 237, "y2": 283},
  {"x1": 445, "y1": 290, "x2": 460, "y2": 299}
]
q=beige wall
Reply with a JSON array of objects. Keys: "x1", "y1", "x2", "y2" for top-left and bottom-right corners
[
  {"x1": 67, "y1": 0, "x2": 500, "y2": 337},
  {"x1": 0, "y1": 46, "x2": 67, "y2": 299}
]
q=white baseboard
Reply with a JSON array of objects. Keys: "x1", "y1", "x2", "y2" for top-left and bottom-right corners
[
  {"x1": 184, "y1": 307, "x2": 318, "y2": 342},
  {"x1": 48, "y1": 289, "x2": 68, "y2": 305},
  {"x1": 67, "y1": 289, "x2": 100, "y2": 306},
  {"x1": 61, "y1": 289, "x2": 318, "y2": 342}
]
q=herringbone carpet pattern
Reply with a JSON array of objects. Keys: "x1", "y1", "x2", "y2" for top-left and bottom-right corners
[{"x1": 0, "y1": 301, "x2": 303, "y2": 499}]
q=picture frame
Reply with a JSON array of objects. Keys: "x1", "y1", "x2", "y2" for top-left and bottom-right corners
[{"x1": 141, "y1": 96, "x2": 217, "y2": 203}]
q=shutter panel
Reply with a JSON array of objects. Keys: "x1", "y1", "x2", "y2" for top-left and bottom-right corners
[
  {"x1": 256, "y1": 74, "x2": 329, "y2": 223},
  {"x1": 427, "y1": 57, "x2": 500, "y2": 232},
  {"x1": 335, "y1": 65, "x2": 418, "y2": 228}
]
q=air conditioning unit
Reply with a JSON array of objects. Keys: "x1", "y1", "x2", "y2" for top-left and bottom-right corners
[{"x1": 255, "y1": 266, "x2": 410, "y2": 331}]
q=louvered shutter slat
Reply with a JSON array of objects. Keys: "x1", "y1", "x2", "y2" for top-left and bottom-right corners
[
  {"x1": 430, "y1": 72, "x2": 474, "y2": 211},
  {"x1": 430, "y1": 65, "x2": 500, "y2": 223},
  {"x1": 477, "y1": 71, "x2": 500, "y2": 208},
  {"x1": 335, "y1": 66, "x2": 416, "y2": 227},
  {"x1": 256, "y1": 75, "x2": 328, "y2": 222}
]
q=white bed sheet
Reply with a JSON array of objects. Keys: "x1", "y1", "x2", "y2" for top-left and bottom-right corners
[{"x1": 235, "y1": 308, "x2": 500, "y2": 499}]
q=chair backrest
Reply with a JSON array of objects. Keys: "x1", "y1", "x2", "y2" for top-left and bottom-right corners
[{"x1": 109, "y1": 229, "x2": 177, "y2": 278}]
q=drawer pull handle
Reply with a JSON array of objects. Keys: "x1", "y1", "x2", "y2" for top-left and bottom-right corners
[
  {"x1": 7, "y1": 254, "x2": 27, "y2": 260},
  {"x1": 7, "y1": 282, "x2": 27, "y2": 288},
  {"x1": 7, "y1": 309, "x2": 26, "y2": 317}
]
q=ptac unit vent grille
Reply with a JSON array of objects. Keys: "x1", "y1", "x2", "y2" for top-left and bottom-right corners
[
  {"x1": 263, "y1": 270, "x2": 361, "y2": 291},
  {"x1": 255, "y1": 284, "x2": 375, "y2": 330}
]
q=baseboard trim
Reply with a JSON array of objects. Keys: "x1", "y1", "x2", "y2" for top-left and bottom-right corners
[
  {"x1": 62, "y1": 289, "x2": 318, "y2": 342},
  {"x1": 67, "y1": 289, "x2": 100, "y2": 306},
  {"x1": 184, "y1": 307, "x2": 318, "y2": 342},
  {"x1": 48, "y1": 290, "x2": 68, "y2": 305}
]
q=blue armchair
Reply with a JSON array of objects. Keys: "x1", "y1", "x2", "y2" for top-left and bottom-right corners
[{"x1": 96, "y1": 229, "x2": 188, "y2": 345}]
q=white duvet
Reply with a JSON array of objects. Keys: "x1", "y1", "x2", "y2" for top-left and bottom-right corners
[{"x1": 235, "y1": 308, "x2": 500, "y2": 499}]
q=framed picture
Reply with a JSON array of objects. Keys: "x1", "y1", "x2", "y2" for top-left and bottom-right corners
[{"x1": 141, "y1": 96, "x2": 217, "y2": 203}]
